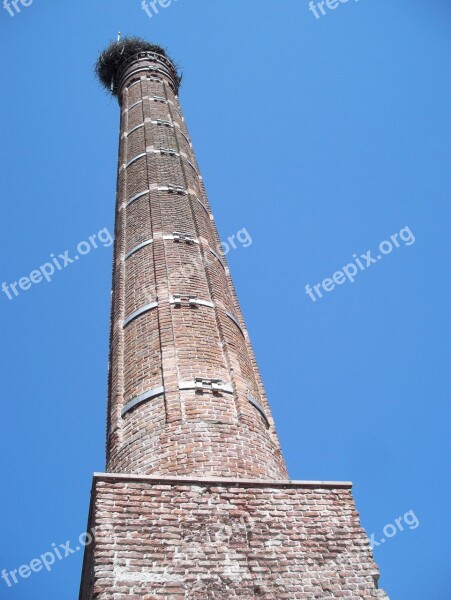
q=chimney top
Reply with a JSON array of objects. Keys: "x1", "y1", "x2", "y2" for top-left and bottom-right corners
[{"x1": 95, "y1": 36, "x2": 181, "y2": 96}]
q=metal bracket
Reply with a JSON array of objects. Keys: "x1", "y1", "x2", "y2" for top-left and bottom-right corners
[
  {"x1": 195, "y1": 377, "x2": 223, "y2": 392},
  {"x1": 173, "y1": 231, "x2": 195, "y2": 244},
  {"x1": 159, "y1": 184, "x2": 186, "y2": 195},
  {"x1": 155, "y1": 119, "x2": 173, "y2": 127},
  {"x1": 160, "y1": 147, "x2": 178, "y2": 156},
  {"x1": 172, "y1": 294, "x2": 198, "y2": 307},
  {"x1": 170, "y1": 294, "x2": 214, "y2": 309},
  {"x1": 179, "y1": 379, "x2": 233, "y2": 394}
]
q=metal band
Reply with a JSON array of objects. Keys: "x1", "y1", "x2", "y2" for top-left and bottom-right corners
[
  {"x1": 121, "y1": 386, "x2": 165, "y2": 417},
  {"x1": 126, "y1": 99, "x2": 143, "y2": 111},
  {"x1": 116, "y1": 51, "x2": 178, "y2": 89},
  {"x1": 126, "y1": 190, "x2": 149, "y2": 206},
  {"x1": 209, "y1": 248, "x2": 226, "y2": 269},
  {"x1": 186, "y1": 159, "x2": 199, "y2": 176},
  {"x1": 168, "y1": 99, "x2": 183, "y2": 116},
  {"x1": 179, "y1": 130, "x2": 191, "y2": 146},
  {"x1": 119, "y1": 68, "x2": 166, "y2": 96},
  {"x1": 196, "y1": 197, "x2": 210, "y2": 215},
  {"x1": 248, "y1": 394, "x2": 270, "y2": 426},
  {"x1": 126, "y1": 80, "x2": 142, "y2": 91},
  {"x1": 125, "y1": 239, "x2": 154, "y2": 260},
  {"x1": 195, "y1": 299, "x2": 215, "y2": 308},
  {"x1": 143, "y1": 75, "x2": 164, "y2": 82},
  {"x1": 226, "y1": 312, "x2": 245, "y2": 337},
  {"x1": 126, "y1": 123, "x2": 145, "y2": 137},
  {"x1": 123, "y1": 302, "x2": 158, "y2": 327},
  {"x1": 120, "y1": 66, "x2": 168, "y2": 88},
  {"x1": 125, "y1": 152, "x2": 146, "y2": 168}
]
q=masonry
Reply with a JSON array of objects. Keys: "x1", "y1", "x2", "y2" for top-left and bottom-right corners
[{"x1": 79, "y1": 38, "x2": 388, "y2": 598}]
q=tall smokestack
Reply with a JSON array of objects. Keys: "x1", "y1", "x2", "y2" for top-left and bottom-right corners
[{"x1": 79, "y1": 38, "x2": 387, "y2": 600}]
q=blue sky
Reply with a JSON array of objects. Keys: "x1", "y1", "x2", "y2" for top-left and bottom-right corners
[{"x1": 0, "y1": 1, "x2": 449, "y2": 598}]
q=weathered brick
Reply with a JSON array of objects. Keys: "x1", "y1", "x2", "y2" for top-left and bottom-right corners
[{"x1": 80, "y1": 476, "x2": 387, "y2": 599}]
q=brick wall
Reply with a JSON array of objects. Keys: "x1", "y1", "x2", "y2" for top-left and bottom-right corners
[
  {"x1": 106, "y1": 51, "x2": 287, "y2": 479},
  {"x1": 79, "y1": 474, "x2": 388, "y2": 600}
]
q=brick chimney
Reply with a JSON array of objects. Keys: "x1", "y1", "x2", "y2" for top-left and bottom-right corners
[
  {"x1": 79, "y1": 38, "x2": 388, "y2": 599},
  {"x1": 102, "y1": 42, "x2": 287, "y2": 480}
]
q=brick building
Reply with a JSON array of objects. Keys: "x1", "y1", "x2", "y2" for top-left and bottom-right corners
[{"x1": 79, "y1": 38, "x2": 388, "y2": 599}]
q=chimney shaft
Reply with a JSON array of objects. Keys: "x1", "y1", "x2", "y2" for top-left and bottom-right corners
[{"x1": 100, "y1": 41, "x2": 288, "y2": 479}]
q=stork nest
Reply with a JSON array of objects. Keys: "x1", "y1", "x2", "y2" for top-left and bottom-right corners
[{"x1": 95, "y1": 37, "x2": 181, "y2": 96}]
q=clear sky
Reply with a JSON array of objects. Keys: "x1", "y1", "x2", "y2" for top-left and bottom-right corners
[{"x1": 0, "y1": 1, "x2": 449, "y2": 598}]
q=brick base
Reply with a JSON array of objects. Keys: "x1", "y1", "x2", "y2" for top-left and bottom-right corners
[{"x1": 79, "y1": 474, "x2": 388, "y2": 599}]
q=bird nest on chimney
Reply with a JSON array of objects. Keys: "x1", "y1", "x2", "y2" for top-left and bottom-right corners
[{"x1": 95, "y1": 36, "x2": 181, "y2": 96}]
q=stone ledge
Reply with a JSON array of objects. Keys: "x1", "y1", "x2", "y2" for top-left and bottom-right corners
[{"x1": 92, "y1": 471, "x2": 353, "y2": 489}]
